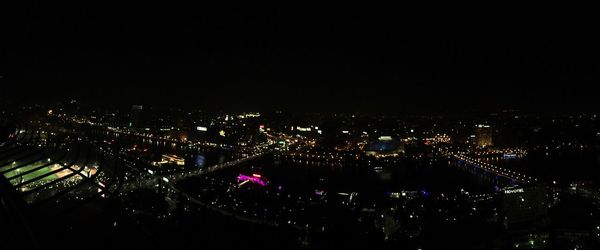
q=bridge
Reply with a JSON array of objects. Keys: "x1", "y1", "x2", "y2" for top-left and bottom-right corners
[
  {"x1": 118, "y1": 150, "x2": 272, "y2": 191},
  {"x1": 452, "y1": 153, "x2": 537, "y2": 184},
  {"x1": 115, "y1": 149, "x2": 297, "y2": 229}
]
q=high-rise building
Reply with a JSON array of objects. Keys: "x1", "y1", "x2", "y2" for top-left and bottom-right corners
[
  {"x1": 501, "y1": 186, "x2": 550, "y2": 230},
  {"x1": 475, "y1": 124, "x2": 493, "y2": 147},
  {"x1": 130, "y1": 105, "x2": 144, "y2": 128}
]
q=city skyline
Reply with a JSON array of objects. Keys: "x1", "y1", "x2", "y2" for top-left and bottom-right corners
[
  {"x1": 3, "y1": 2, "x2": 600, "y2": 249},
  {"x1": 2, "y1": 102, "x2": 600, "y2": 249}
]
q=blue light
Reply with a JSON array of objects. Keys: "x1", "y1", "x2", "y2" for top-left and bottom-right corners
[{"x1": 195, "y1": 155, "x2": 205, "y2": 168}]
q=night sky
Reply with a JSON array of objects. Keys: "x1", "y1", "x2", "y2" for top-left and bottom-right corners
[{"x1": 2, "y1": 1, "x2": 599, "y2": 113}]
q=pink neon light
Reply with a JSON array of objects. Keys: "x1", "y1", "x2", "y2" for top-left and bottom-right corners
[{"x1": 237, "y1": 174, "x2": 267, "y2": 186}]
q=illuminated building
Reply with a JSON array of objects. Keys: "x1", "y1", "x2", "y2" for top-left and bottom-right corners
[
  {"x1": 151, "y1": 154, "x2": 185, "y2": 166},
  {"x1": 236, "y1": 112, "x2": 261, "y2": 119},
  {"x1": 475, "y1": 124, "x2": 493, "y2": 147},
  {"x1": 294, "y1": 126, "x2": 312, "y2": 132},
  {"x1": 501, "y1": 186, "x2": 550, "y2": 230},
  {"x1": 424, "y1": 134, "x2": 451, "y2": 145},
  {"x1": 365, "y1": 136, "x2": 404, "y2": 157}
]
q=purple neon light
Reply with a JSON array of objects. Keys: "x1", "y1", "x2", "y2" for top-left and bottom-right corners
[{"x1": 237, "y1": 174, "x2": 267, "y2": 186}]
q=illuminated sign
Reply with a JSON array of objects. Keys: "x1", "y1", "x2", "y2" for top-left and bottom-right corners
[
  {"x1": 237, "y1": 113, "x2": 261, "y2": 118},
  {"x1": 296, "y1": 126, "x2": 311, "y2": 132},
  {"x1": 197, "y1": 126, "x2": 208, "y2": 131},
  {"x1": 378, "y1": 136, "x2": 392, "y2": 141},
  {"x1": 504, "y1": 188, "x2": 524, "y2": 194}
]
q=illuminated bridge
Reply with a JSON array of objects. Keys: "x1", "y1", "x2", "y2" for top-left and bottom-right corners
[
  {"x1": 0, "y1": 122, "x2": 286, "y2": 249},
  {"x1": 118, "y1": 150, "x2": 271, "y2": 191},
  {"x1": 452, "y1": 153, "x2": 538, "y2": 185}
]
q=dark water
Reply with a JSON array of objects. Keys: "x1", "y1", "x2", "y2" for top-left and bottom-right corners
[
  {"x1": 93, "y1": 130, "x2": 238, "y2": 167},
  {"x1": 214, "y1": 155, "x2": 494, "y2": 194},
  {"x1": 488, "y1": 148, "x2": 600, "y2": 183}
]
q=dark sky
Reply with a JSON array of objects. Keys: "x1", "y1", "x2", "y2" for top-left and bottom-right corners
[{"x1": 2, "y1": 1, "x2": 599, "y2": 114}]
